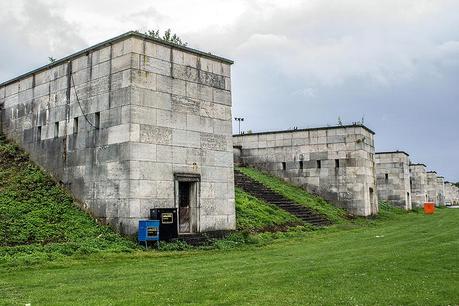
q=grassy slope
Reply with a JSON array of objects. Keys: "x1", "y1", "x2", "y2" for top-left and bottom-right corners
[
  {"x1": 0, "y1": 135, "x2": 136, "y2": 263},
  {"x1": 0, "y1": 134, "x2": 304, "y2": 263},
  {"x1": 235, "y1": 188, "x2": 302, "y2": 231},
  {"x1": 237, "y1": 167, "x2": 347, "y2": 223},
  {"x1": 1, "y1": 209, "x2": 458, "y2": 305}
]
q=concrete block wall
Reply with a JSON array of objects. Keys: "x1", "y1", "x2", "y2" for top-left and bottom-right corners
[
  {"x1": 436, "y1": 176, "x2": 446, "y2": 206},
  {"x1": 409, "y1": 164, "x2": 428, "y2": 208},
  {"x1": 233, "y1": 125, "x2": 378, "y2": 216},
  {"x1": 426, "y1": 171, "x2": 440, "y2": 205},
  {"x1": 0, "y1": 32, "x2": 235, "y2": 237},
  {"x1": 445, "y1": 182, "x2": 459, "y2": 205},
  {"x1": 375, "y1": 152, "x2": 412, "y2": 210}
]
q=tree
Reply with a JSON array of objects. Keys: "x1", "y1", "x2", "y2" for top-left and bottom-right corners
[
  {"x1": 337, "y1": 116, "x2": 343, "y2": 126},
  {"x1": 140, "y1": 29, "x2": 187, "y2": 47}
]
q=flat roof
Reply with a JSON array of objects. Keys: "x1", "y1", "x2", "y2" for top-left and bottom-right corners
[
  {"x1": 232, "y1": 124, "x2": 375, "y2": 137},
  {"x1": 0, "y1": 31, "x2": 234, "y2": 88},
  {"x1": 410, "y1": 163, "x2": 427, "y2": 167},
  {"x1": 375, "y1": 151, "x2": 409, "y2": 157}
]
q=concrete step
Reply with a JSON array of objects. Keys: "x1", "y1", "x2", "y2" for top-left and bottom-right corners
[{"x1": 234, "y1": 170, "x2": 331, "y2": 227}]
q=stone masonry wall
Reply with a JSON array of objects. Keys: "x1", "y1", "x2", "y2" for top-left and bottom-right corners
[
  {"x1": 375, "y1": 152, "x2": 412, "y2": 210},
  {"x1": 233, "y1": 125, "x2": 378, "y2": 216},
  {"x1": 436, "y1": 176, "x2": 445, "y2": 206},
  {"x1": 409, "y1": 164, "x2": 428, "y2": 208},
  {"x1": 445, "y1": 183, "x2": 459, "y2": 205},
  {"x1": 426, "y1": 172, "x2": 439, "y2": 205},
  {"x1": 0, "y1": 32, "x2": 235, "y2": 236}
]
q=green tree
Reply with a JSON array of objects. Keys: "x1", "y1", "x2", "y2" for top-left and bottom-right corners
[{"x1": 140, "y1": 29, "x2": 187, "y2": 47}]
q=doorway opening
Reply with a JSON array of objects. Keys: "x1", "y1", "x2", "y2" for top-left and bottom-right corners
[{"x1": 175, "y1": 173, "x2": 200, "y2": 234}]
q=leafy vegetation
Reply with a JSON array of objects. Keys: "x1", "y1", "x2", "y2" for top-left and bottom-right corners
[
  {"x1": 138, "y1": 28, "x2": 188, "y2": 46},
  {"x1": 237, "y1": 167, "x2": 348, "y2": 223},
  {"x1": 0, "y1": 135, "x2": 137, "y2": 265},
  {"x1": 235, "y1": 188, "x2": 302, "y2": 231}
]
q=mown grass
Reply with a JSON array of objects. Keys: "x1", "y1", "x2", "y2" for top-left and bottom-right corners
[
  {"x1": 237, "y1": 167, "x2": 348, "y2": 223},
  {"x1": 1, "y1": 208, "x2": 457, "y2": 305},
  {"x1": 2, "y1": 135, "x2": 458, "y2": 304}
]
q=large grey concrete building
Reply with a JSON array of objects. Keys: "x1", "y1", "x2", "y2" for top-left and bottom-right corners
[
  {"x1": 426, "y1": 171, "x2": 440, "y2": 205},
  {"x1": 375, "y1": 151, "x2": 412, "y2": 210},
  {"x1": 409, "y1": 163, "x2": 428, "y2": 208},
  {"x1": 445, "y1": 182, "x2": 459, "y2": 205},
  {"x1": 436, "y1": 176, "x2": 446, "y2": 206},
  {"x1": 0, "y1": 32, "x2": 236, "y2": 236},
  {"x1": 233, "y1": 125, "x2": 378, "y2": 216}
]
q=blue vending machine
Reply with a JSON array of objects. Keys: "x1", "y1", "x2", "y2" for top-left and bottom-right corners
[{"x1": 138, "y1": 220, "x2": 160, "y2": 248}]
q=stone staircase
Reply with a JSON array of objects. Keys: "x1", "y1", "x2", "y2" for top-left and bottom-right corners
[{"x1": 234, "y1": 170, "x2": 331, "y2": 227}]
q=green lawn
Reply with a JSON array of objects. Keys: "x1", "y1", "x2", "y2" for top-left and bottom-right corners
[{"x1": 1, "y1": 209, "x2": 458, "y2": 305}]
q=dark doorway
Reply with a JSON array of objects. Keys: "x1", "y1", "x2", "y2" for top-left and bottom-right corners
[
  {"x1": 178, "y1": 182, "x2": 192, "y2": 233},
  {"x1": 175, "y1": 173, "x2": 200, "y2": 234}
]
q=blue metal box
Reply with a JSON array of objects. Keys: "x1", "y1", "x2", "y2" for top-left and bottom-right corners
[{"x1": 138, "y1": 220, "x2": 160, "y2": 243}]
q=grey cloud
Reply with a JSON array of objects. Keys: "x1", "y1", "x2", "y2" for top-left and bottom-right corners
[
  {"x1": 0, "y1": 0, "x2": 86, "y2": 81},
  {"x1": 186, "y1": 1, "x2": 459, "y2": 180},
  {"x1": 122, "y1": 6, "x2": 170, "y2": 31},
  {"x1": 0, "y1": 0, "x2": 457, "y2": 181}
]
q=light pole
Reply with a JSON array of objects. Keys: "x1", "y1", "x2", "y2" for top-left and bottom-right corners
[{"x1": 234, "y1": 117, "x2": 244, "y2": 134}]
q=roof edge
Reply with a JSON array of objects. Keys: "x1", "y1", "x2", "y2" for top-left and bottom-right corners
[
  {"x1": 375, "y1": 151, "x2": 409, "y2": 157},
  {"x1": 410, "y1": 163, "x2": 427, "y2": 167},
  {"x1": 232, "y1": 124, "x2": 375, "y2": 137},
  {"x1": 0, "y1": 31, "x2": 234, "y2": 88}
]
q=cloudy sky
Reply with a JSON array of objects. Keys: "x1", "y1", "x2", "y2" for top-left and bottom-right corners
[{"x1": 0, "y1": 0, "x2": 458, "y2": 181}]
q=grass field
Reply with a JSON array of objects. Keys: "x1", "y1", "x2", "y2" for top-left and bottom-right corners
[{"x1": 1, "y1": 208, "x2": 458, "y2": 305}]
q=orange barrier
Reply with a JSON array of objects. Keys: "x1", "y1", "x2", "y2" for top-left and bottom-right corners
[{"x1": 423, "y1": 202, "x2": 435, "y2": 214}]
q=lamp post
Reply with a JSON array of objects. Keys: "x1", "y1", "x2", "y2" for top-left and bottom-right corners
[{"x1": 234, "y1": 117, "x2": 244, "y2": 134}]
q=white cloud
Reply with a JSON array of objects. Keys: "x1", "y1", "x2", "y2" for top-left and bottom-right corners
[
  {"x1": 0, "y1": 0, "x2": 86, "y2": 80},
  {"x1": 0, "y1": 0, "x2": 457, "y2": 179}
]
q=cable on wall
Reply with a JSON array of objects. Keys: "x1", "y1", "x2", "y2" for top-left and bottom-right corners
[{"x1": 70, "y1": 73, "x2": 98, "y2": 129}]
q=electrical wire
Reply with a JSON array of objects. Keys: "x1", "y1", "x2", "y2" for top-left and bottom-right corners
[{"x1": 70, "y1": 73, "x2": 98, "y2": 129}]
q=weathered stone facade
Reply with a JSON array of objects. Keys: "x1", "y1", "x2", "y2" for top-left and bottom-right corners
[
  {"x1": 445, "y1": 182, "x2": 459, "y2": 205},
  {"x1": 436, "y1": 176, "x2": 446, "y2": 206},
  {"x1": 233, "y1": 125, "x2": 378, "y2": 216},
  {"x1": 375, "y1": 152, "x2": 412, "y2": 210},
  {"x1": 0, "y1": 32, "x2": 236, "y2": 236},
  {"x1": 409, "y1": 163, "x2": 428, "y2": 208},
  {"x1": 426, "y1": 171, "x2": 440, "y2": 205}
]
